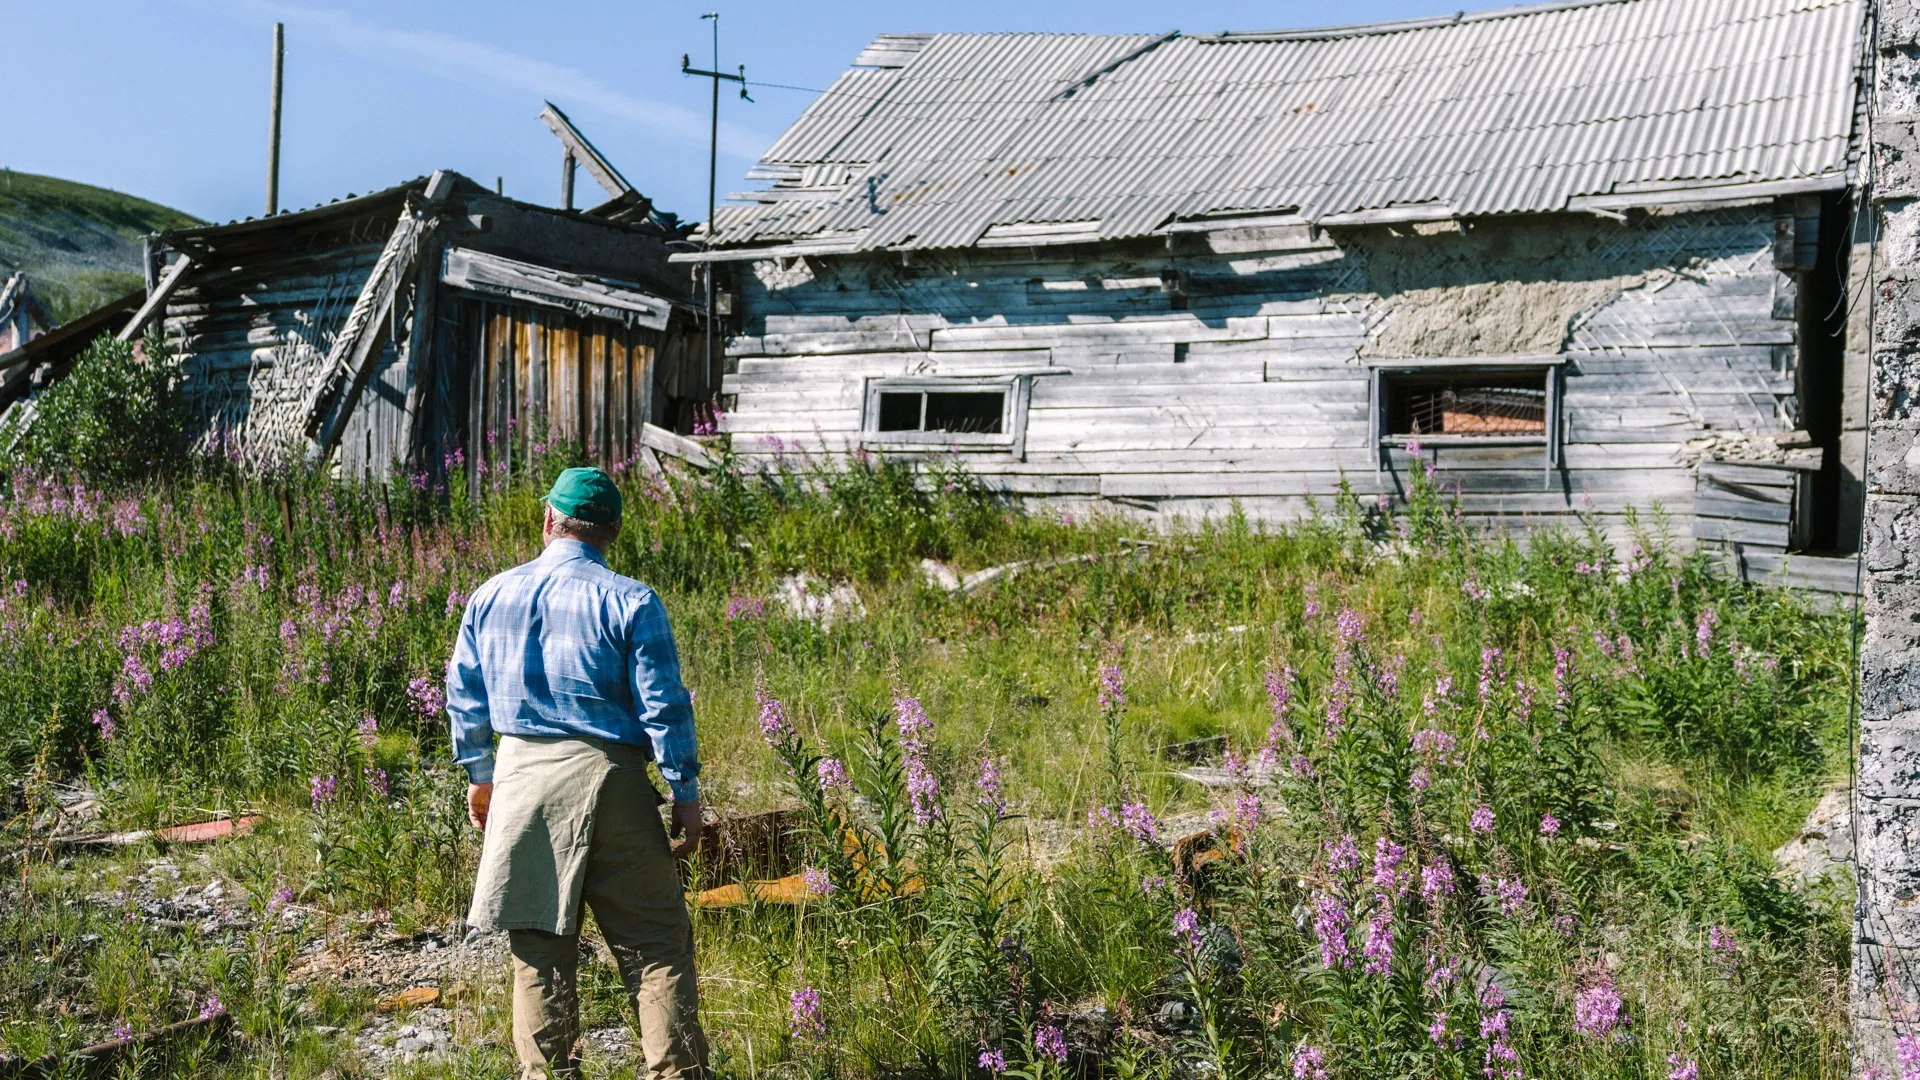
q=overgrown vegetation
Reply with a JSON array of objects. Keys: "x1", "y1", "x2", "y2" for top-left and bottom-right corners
[
  {"x1": 0, "y1": 439, "x2": 1853, "y2": 1078},
  {"x1": 1, "y1": 335, "x2": 186, "y2": 483}
]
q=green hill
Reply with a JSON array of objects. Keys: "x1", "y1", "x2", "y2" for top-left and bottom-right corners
[{"x1": 0, "y1": 170, "x2": 202, "y2": 323}]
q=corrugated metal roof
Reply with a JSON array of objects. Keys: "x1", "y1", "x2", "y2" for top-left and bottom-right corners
[{"x1": 710, "y1": 0, "x2": 1864, "y2": 253}]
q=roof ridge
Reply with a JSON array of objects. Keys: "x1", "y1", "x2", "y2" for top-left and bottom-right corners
[{"x1": 1193, "y1": 0, "x2": 1687, "y2": 42}]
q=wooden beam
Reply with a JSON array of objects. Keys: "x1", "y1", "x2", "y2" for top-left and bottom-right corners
[
  {"x1": 441, "y1": 247, "x2": 672, "y2": 330},
  {"x1": 641, "y1": 422, "x2": 716, "y2": 468},
  {"x1": 117, "y1": 255, "x2": 194, "y2": 342},
  {"x1": 538, "y1": 102, "x2": 632, "y2": 201},
  {"x1": 300, "y1": 206, "x2": 434, "y2": 453}
]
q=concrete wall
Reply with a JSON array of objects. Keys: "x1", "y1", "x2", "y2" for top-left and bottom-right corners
[{"x1": 1858, "y1": 0, "x2": 1920, "y2": 1069}]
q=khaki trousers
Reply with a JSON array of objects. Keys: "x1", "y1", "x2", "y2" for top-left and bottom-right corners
[{"x1": 480, "y1": 735, "x2": 708, "y2": 1079}]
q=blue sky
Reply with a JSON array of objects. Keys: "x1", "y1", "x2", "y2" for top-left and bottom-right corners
[{"x1": 11, "y1": 0, "x2": 1495, "y2": 225}]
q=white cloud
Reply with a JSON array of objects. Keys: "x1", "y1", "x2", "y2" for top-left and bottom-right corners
[{"x1": 204, "y1": 0, "x2": 773, "y2": 161}]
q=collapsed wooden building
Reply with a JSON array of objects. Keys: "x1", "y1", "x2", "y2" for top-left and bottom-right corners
[
  {"x1": 689, "y1": 0, "x2": 1870, "y2": 568},
  {"x1": 118, "y1": 163, "x2": 714, "y2": 482}
]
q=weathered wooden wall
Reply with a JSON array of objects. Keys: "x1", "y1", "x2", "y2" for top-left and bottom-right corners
[{"x1": 722, "y1": 206, "x2": 1802, "y2": 541}]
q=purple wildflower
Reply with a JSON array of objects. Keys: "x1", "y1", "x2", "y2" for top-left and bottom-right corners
[
  {"x1": 976, "y1": 756, "x2": 1006, "y2": 818},
  {"x1": 1411, "y1": 727, "x2": 1459, "y2": 763},
  {"x1": 364, "y1": 766, "x2": 388, "y2": 797},
  {"x1": 1695, "y1": 607, "x2": 1719, "y2": 658},
  {"x1": 1313, "y1": 893, "x2": 1352, "y2": 968},
  {"x1": 1667, "y1": 1054, "x2": 1699, "y2": 1080},
  {"x1": 1482, "y1": 874, "x2": 1529, "y2": 918},
  {"x1": 1708, "y1": 924, "x2": 1741, "y2": 970},
  {"x1": 815, "y1": 757, "x2": 851, "y2": 794},
  {"x1": 406, "y1": 677, "x2": 446, "y2": 718},
  {"x1": 357, "y1": 713, "x2": 378, "y2": 749},
  {"x1": 1233, "y1": 792, "x2": 1263, "y2": 830},
  {"x1": 1119, "y1": 800, "x2": 1158, "y2": 844},
  {"x1": 1429, "y1": 1012, "x2": 1449, "y2": 1046},
  {"x1": 1470, "y1": 805, "x2": 1495, "y2": 835},
  {"x1": 1553, "y1": 647, "x2": 1575, "y2": 706},
  {"x1": 1035, "y1": 1024, "x2": 1068, "y2": 1064},
  {"x1": 1292, "y1": 1044, "x2": 1329, "y2": 1080},
  {"x1": 269, "y1": 885, "x2": 294, "y2": 912},
  {"x1": 978, "y1": 1048, "x2": 1007, "y2": 1073},
  {"x1": 1410, "y1": 766, "x2": 1432, "y2": 794},
  {"x1": 1325, "y1": 833, "x2": 1361, "y2": 874},
  {"x1": 1173, "y1": 907, "x2": 1205, "y2": 953},
  {"x1": 1479, "y1": 647, "x2": 1505, "y2": 702},
  {"x1": 789, "y1": 987, "x2": 825, "y2": 1041},
  {"x1": 199, "y1": 994, "x2": 224, "y2": 1021},
  {"x1": 111, "y1": 1020, "x2": 134, "y2": 1043},
  {"x1": 1372, "y1": 836, "x2": 1407, "y2": 892},
  {"x1": 1420, "y1": 860, "x2": 1457, "y2": 906},
  {"x1": 1097, "y1": 664, "x2": 1126, "y2": 712},
  {"x1": 309, "y1": 775, "x2": 337, "y2": 810},
  {"x1": 1362, "y1": 906, "x2": 1395, "y2": 976},
  {"x1": 1480, "y1": 983, "x2": 1520, "y2": 1079},
  {"x1": 91, "y1": 708, "x2": 116, "y2": 741},
  {"x1": 1574, "y1": 974, "x2": 1628, "y2": 1042},
  {"x1": 1142, "y1": 875, "x2": 1166, "y2": 894},
  {"x1": 803, "y1": 867, "x2": 835, "y2": 896},
  {"x1": 1899, "y1": 1033, "x2": 1920, "y2": 1080},
  {"x1": 757, "y1": 690, "x2": 793, "y2": 743},
  {"x1": 1540, "y1": 813, "x2": 1561, "y2": 837}
]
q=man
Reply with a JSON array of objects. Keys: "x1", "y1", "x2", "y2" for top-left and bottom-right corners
[{"x1": 447, "y1": 466, "x2": 709, "y2": 1079}]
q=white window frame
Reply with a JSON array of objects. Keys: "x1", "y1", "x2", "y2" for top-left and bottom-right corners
[
  {"x1": 860, "y1": 375, "x2": 1032, "y2": 458},
  {"x1": 1366, "y1": 356, "x2": 1568, "y2": 486}
]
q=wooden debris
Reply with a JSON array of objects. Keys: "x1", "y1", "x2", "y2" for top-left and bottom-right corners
[
  {"x1": 378, "y1": 986, "x2": 442, "y2": 1012},
  {"x1": 0, "y1": 1010, "x2": 230, "y2": 1079},
  {"x1": 62, "y1": 814, "x2": 260, "y2": 849}
]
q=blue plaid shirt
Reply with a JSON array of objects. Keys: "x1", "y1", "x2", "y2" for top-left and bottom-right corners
[{"x1": 446, "y1": 538, "x2": 700, "y2": 800}]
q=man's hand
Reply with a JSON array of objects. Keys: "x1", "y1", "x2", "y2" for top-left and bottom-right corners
[
  {"x1": 669, "y1": 798, "x2": 702, "y2": 860},
  {"x1": 468, "y1": 782, "x2": 493, "y2": 831}
]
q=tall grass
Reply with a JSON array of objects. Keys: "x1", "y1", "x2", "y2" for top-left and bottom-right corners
[{"x1": 0, "y1": 444, "x2": 1853, "y2": 1078}]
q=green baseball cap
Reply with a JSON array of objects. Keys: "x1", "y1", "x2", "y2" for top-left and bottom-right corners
[{"x1": 542, "y1": 467, "x2": 623, "y2": 524}]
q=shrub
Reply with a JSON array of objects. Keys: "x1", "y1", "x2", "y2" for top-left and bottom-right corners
[{"x1": 2, "y1": 332, "x2": 184, "y2": 483}]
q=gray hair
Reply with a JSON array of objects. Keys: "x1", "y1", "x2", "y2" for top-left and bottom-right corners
[{"x1": 548, "y1": 508, "x2": 620, "y2": 549}]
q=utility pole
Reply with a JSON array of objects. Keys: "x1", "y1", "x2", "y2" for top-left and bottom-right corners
[
  {"x1": 682, "y1": 15, "x2": 750, "y2": 408},
  {"x1": 267, "y1": 22, "x2": 285, "y2": 216}
]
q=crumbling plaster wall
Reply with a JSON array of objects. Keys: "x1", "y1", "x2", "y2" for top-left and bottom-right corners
[{"x1": 1858, "y1": 0, "x2": 1920, "y2": 1071}]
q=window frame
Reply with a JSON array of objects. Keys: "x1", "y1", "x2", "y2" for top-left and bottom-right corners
[
  {"x1": 860, "y1": 374, "x2": 1032, "y2": 457},
  {"x1": 1367, "y1": 356, "x2": 1568, "y2": 483}
]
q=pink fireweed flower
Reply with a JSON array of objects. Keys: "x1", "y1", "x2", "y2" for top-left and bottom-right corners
[
  {"x1": 1470, "y1": 805, "x2": 1495, "y2": 835},
  {"x1": 1142, "y1": 875, "x2": 1167, "y2": 894},
  {"x1": 1233, "y1": 792, "x2": 1262, "y2": 830},
  {"x1": 789, "y1": 987, "x2": 825, "y2": 1041},
  {"x1": 1335, "y1": 607, "x2": 1366, "y2": 648},
  {"x1": 1409, "y1": 766, "x2": 1432, "y2": 794},
  {"x1": 1540, "y1": 813, "x2": 1561, "y2": 837},
  {"x1": 1462, "y1": 578, "x2": 1488, "y2": 602},
  {"x1": 1479, "y1": 983, "x2": 1520, "y2": 1079},
  {"x1": 905, "y1": 756, "x2": 941, "y2": 826},
  {"x1": 1303, "y1": 582, "x2": 1321, "y2": 618},
  {"x1": 111, "y1": 1020, "x2": 134, "y2": 1043},
  {"x1": 757, "y1": 690, "x2": 793, "y2": 743},
  {"x1": 364, "y1": 766, "x2": 388, "y2": 798},
  {"x1": 309, "y1": 775, "x2": 337, "y2": 810},
  {"x1": 1695, "y1": 607, "x2": 1719, "y2": 658},
  {"x1": 1420, "y1": 860, "x2": 1457, "y2": 906},
  {"x1": 894, "y1": 693, "x2": 933, "y2": 740},
  {"x1": 1035, "y1": 1024, "x2": 1068, "y2": 1064},
  {"x1": 803, "y1": 867, "x2": 835, "y2": 896},
  {"x1": 1898, "y1": 1033, "x2": 1920, "y2": 1080},
  {"x1": 1097, "y1": 664, "x2": 1126, "y2": 712},
  {"x1": 1666, "y1": 1053, "x2": 1699, "y2": 1080},
  {"x1": 1553, "y1": 647, "x2": 1575, "y2": 706},
  {"x1": 1325, "y1": 833, "x2": 1361, "y2": 875},
  {"x1": 1292, "y1": 1045, "x2": 1329, "y2": 1080},
  {"x1": 976, "y1": 756, "x2": 1006, "y2": 818},
  {"x1": 1313, "y1": 893, "x2": 1352, "y2": 968},
  {"x1": 1429, "y1": 1012, "x2": 1450, "y2": 1047},
  {"x1": 1482, "y1": 874, "x2": 1529, "y2": 918},
  {"x1": 1708, "y1": 924, "x2": 1741, "y2": 970},
  {"x1": 199, "y1": 994, "x2": 225, "y2": 1020},
  {"x1": 978, "y1": 1048, "x2": 1007, "y2": 1073},
  {"x1": 406, "y1": 677, "x2": 446, "y2": 719},
  {"x1": 91, "y1": 708, "x2": 116, "y2": 741},
  {"x1": 724, "y1": 595, "x2": 765, "y2": 621},
  {"x1": 1410, "y1": 727, "x2": 1458, "y2": 763},
  {"x1": 1372, "y1": 836, "x2": 1407, "y2": 891},
  {"x1": 269, "y1": 885, "x2": 294, "y2": 912},
  {"x1": 1479, "y1": 647, "x2": 1505, "y2": 702},
  {"x1": 815, "y1": 757, "x2": 851, "y2": 794},
  {"x1": 1119, "y1": 800, "x2": 1158, "y2": 844},
  {"x1": 357, "y1": 714, "x2": 378, "y2": 749},
  {"x1": 1290, "y1": 752, "x2": 1316, "y2": 778},
  {"x1": 1088, "y1": 806, "x2": 1119, "y2": 831},
  {"x1": 1173, "y1": 907, "x2": 1204, "y2": 953},
  {"x1": 444, "y1": 589, "x2": 470, "y2": 618},
  {"x1": 1362, "y1": 906, "x2": 1395, "y2": 976},
  {"x1": 1573, "y1": 974, "x2": 1628, "y2": 1042}
]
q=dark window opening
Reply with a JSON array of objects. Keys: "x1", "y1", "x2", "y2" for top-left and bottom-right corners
[
  {"x1": 877, "y1": 389, "x2": 1004, "y2": 434},
  {"x1": 1383, "y1": 373, "x2": 1546, "y2": 437}
]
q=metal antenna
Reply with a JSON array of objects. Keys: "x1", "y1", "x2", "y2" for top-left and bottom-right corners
[{"x1": 682, "y1": 14, "x2": 750, "y2": 416}]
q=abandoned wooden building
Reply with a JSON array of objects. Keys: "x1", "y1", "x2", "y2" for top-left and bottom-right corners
[
  {"x1": 117, "y1": 167, "x2": 713, "y2": 482},
  {"x1": 688, "y1": 0, "x2": 1869, "y2": 569}
]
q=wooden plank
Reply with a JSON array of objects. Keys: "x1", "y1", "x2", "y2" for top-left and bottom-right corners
[
  {"x1": 118, "y1": 255, "x2": 195, "y2": 341},
  {"x1": 538, "y1": 101, "x2": 633, "y2": 200},
  {"x1": 303, "y1": 206, "x2": 434, "y2": 453},
  {"x1": 442, "y1": 247, "x2": 671, "y2": 330},
  {"x1": 398, "y1": 242, "x2": 442, "y2": 470},
  {"x1": 642, "y1": 423, "x2": 717, "y2": 467},
  {"x1": 1693, "y1": 492, "x2": 1792, "y2": 523},
  {"x1": 929, "y1": 316, "x2": 1267, "y2": 351},
  {"x1": 609, "y1": 333, "x2": 629, "y2": 461},
  {"x1": 1693, "y1": 517, "x2": 1791, "y2": 547},
  {"x1": 1698, "y1": 460, "x2": 1810, "y2": 484}
]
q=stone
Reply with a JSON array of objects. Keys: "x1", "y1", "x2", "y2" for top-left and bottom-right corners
[
  {"x1": 1861, "y1": 723, "x2": 1920, "y2": 800},
  {"x1": 395, "y1": 1036, "x2": 426, "y2": 1053},
  {"x1": 1774, "y1": 786, "x2": 1854, "y2": 886}
]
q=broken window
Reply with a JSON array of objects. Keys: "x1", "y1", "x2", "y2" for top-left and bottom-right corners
[
  {"x1": 877, "y1": 389, "x2": 1005, "y2": 434},
  {"x1": 1379, "y1": 370, "x2": 1550, "y2": 438},
  {"x1": 864, "y1": 376, "x2": 1032, "y2": 456}
]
